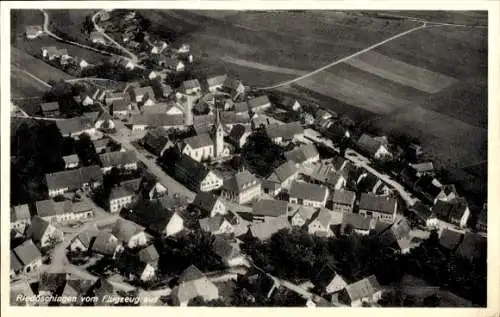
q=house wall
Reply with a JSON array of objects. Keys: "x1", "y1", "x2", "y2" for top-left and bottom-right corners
[
  {"x1": 183, "y1": 144, "x2": 214, "y2": 162},
  {"x1": 11, "y1": 219, "x2": 30, "y2": 232},
  {"x1": 216, "y1": 220, "x2": 234, "y2": 235},
  {"x1": 48, "y1": 186, "x2": 69, "y2": 198},
  {"x1": 210, "y1": 200, "x2": 227, "y2": 217},
  {"x1": 374, "y1": 146, "x2": 391, "y2": 160},
  {"x1": 69, "y1": 238, "x2": 88, "y2": 252},
  {"x1": 308, "y1": 221, "x2": 331, "y2": 236},
  {"x1": 289, "y1": 194, "x2": 328, "y2": 208},
  {"x1": 110, "y1": 195, "x2": 133, "y2": 213},
  {"x1": 200, "y1": 172, "x2": 223, "y2": 192},
  {"x1": 359, "y1": 209, "x2": 395, "y2": 223},
  {"x1": 291, "y1": 214, "x2": 307, "y2": 227},
  {"x1": 165, "y1": 213, "x2": 184, "y2": 236},
  {"x1": 331, "y1": 203, "x2": 353, "y2": 214},
  {"x1": 65, "y1": 161, "x2": 79, "y2": 169},
  {"x1": 140, "y1": 264, "x2": 156, "y2": 281},
  {"x1": 326, "y1": 275, "x2": 347, "y2": 294},
  {"x1": 24, "y1": 258, "x2": 42, "y2": 274},
  {"x1": 128, "y1": 232, "x2": 149, "y2": 249},
  {"x1": 231, "y1": 184, "x2": 261, "y2": 204}
]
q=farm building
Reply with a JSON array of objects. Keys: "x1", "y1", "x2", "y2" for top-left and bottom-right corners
[{"x1": 25, "y1": 25, "x2": 43, "y2": 39}]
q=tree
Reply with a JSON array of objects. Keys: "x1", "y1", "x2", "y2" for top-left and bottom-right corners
[
  {"x1": 75, "y1": 133, "x2": 99, "y2": 166},
  {"x1": 81, "y1": 15, "x2": 95, "y2": 34},
  {"x1": 241, "y1": 129, "x2": 285, "y2": 177}
]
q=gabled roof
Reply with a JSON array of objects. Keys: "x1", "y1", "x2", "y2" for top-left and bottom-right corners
[
  {"x1": 266, "y1": 122, "x2": 303, "y2": 140},
  {"x1": 249, "y1": 215, "x2": 290, "y2": 240},
  {"x1": 410, "y1": 162, "x2": 434, "y2": 173},
  {"x1": 357, "y1": 134, "x2": 385, "y2": 155},
  {"x1": 112, "y1": 99, "x2": 131, "y2": 112},
  {"x1": 292, "y1": 206, "x2": 318, "y2": 221},
  {"x1": 45, "y1": 165, "x2": 103, "y2": 190},
  {"x1": 13, "y1": 239, "x2": 41, "y2": 265},
  {"x1": 212, "y1": 235, "x2": 240, "y2": 260},
  {"x1": 223, "y1": 170, "x2": 260, "y2": 194},
  {"x1": 26, "y1": 216, "x2": 51, "y2": 242},
  {"x1": 138, "y1": 245, "x2": 160, "y2": 264},
  {"x1": 285, "y1": 143, "x2": 319, "y2": 164},
  {"x1": 173, "y1": 154, "x2": 212, "y2": 186},
  {"x1": 439, "y1": 228, "x2": 463, "y2": 250},
  {"x1": 11, "y1": 204, "x2": 31, "y2": 222},
  {"x1": 344, "y1": 275, "x2": 381, "y2": 302},
  {"x1": 289, "y1": 181, "x2": 328, "y2": 202},
  {"x1": 93, "y1": 137, "x2": 111, "y2": 149},
  {"x1": 268, "y1": 160, "x2": 298, "y2": 184},
  {"x1": 99, "y1": 150, "x2": 136, "y2": 168},
  {"x1": 109, "y1": 186, "x2": 134, "y2": 200},
  {"x1": 220, "y1": 111, "x2": 250, "y2": 125},
  {"x1": 55, "y1": 116, "x2": 94, "y2": 135},
  {"x1": 222, "y1": 76, "x2": 243, "y2": 91},
  {"x1": 277, "y1": 96, "x2": 300, "y2": 109},
  {"x1": 181, "y1": 79, "x2": 201, "y2": 91},
  {"x1": 313, "y1": 209, "x2": 336, "y2": 228},
  {"x1": 207, "y1": 75, "x2": 227, "y2": 87},
  {"x1": 132, "y1": 86, "x2": 155, "y2": 99},
  {"x1": 179, "y1": 265, "x2": 205, "y2": 283},
  {"x1": 11, "y1": 252, "x2": 23, "y2": 272},
  {"x1": 432, "y1": 198, "x2": 468, "y2": 222},
  {"x1": 121, "y1": 177, "x2": 143, "y2": 193},
  {"x1": 199, "y1": 215, "x2": 228, "y2": 233},
  {"x1": 92, "y1": 231, "x2": 119, "y2": 256},
  {"x1": 40, "y1": 101, "x2": 59, "y2": 112},
  {"x1": 252, "y1": 199, "x2": 288, "y2": 217},
  {"x1": 456, "y1": 232, "x2": 486, "y2": 261},
  {"x1": 248, "y1": 95, "x2": 270, "y2": 109},
  {"x1": 74, "y1": 225, "x2": 99, "y2": 249},
  {"x1": 233, "y1": 101, "x2": 249, "y2": 113},
  {"x1": 359, "y1": 193, "x2": 397, "y2": 215},
  {"x1": 331, "y1": 190, "x2": 356, "y2": 206},
  {"x1": 36, "y1": 199, "x2": 72, "y2": 217},
  {"x1": 131, "y1": 113, "x2": 184, "y2": 127},
  {"x1": 191, "y1": 192, "x2": 220, "y2": 213},
  {"x1": 111, "y1": 218, "x2": 145, "y2": 243},
  {"x1": 183, "y1": 133, "x2": 213, "y2": 149},
  {"x1": 342, "y1": 213, "x2": 372, "y2": 231}
]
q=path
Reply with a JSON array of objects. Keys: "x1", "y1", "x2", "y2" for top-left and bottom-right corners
[
  {"x1": 91, "y1": 10, "x2": 139, "y2": 63},
  {"x1": 11, "y1": 65, "x2": 51, "y2": 88},
  {"x1": 39, "y1": 9, "x2": 122, "y2": 58},
  {"x1": 220, "y1": 55, "x2": 307, "y2": 76},
  {"x1": 377, "y1": 13, "x2": 488, "y2": 29},
  {"x1": 258, "y1": 23, "x2": 427, "y2": 90}
]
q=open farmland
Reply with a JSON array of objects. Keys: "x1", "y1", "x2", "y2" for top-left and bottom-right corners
[
  {"x1": 11, "y1": 9, "x2": 44, "y2": 38},
  {"x1": 11, "y1": 68, "x2": 49, "y2": 99},
  {"x1": 46, "y1": 9, "x2": 96, "y2": 41},
  {"x1": 12, "y1": 46, "x2": 74, "y2": 83}
]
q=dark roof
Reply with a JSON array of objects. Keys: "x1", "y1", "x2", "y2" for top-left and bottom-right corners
[
  {"x1": 228, "y1": 124, "x2": 250, "y2": 141},
  {"x1": 93, "y1": 137, "x2": 111, "y2": 149},
  {"x1": 207, "y1": 74, "x2": 227, "y2": 87},
  {"x1": 199, "y1": 215, "x2": 227, "y2": 232},
  {"x1": 221, "y1": 111, "x2": 250, "y2": 125},
  {"x1": 343, "y1": 213, "x2": 372, "y2": 231},
  {"x1": 109, "y1": 186, "x2": 134, "y2": 200},
  {"x1": 249, "y1": 215, "x2": 290, "y2": 240},
  {"x1": 248, "y1": 95, "x2": 270, "y2": 109},
  {"x1": 13, "y1": 240, "x2": 41, "y2": 266},
  {"x1": 233, "y1": 101, "x2": 249, "y2": 113},
  {"x1": 409, "y1": 201, "x2": 433, "y2": 220},
  {"x1": 138, "y1": 245, "x2": 159, "y2": 264},
  {"x1": 131, "y1": 86, "x2": 155, "y2": 99},
  {"x1": 285, "y1": 143, "x2": 319, "y2": 164},
  {"x1": 55, "y1": 116, "x2": 94, "y2": 135},
  {"x1": 222, "y1": 77, "x2": 243, "y2": 91},
  {"x1": 359, "y1": 193, "x2": 397, "y2": 215},
  {"x1": 99, "y1": 150, "x2": 136, "y2": 168},
  {"x1": 268, "y1": 160, "x2": 298, "y2": 183},
  {"x1": 252, "y1": 199, "x2": 288, "y2": 217},
  {"x1": 223, "y1": 170, "x2": 260, "y2": 194},
  {"x1": 111, "y1": 218, "x2": 145, "y2": 243},
  {"x1": 266, "y1": 122, "x2": 303, "y2": 140},
  {"x1": 179, "y1": 265, "x2": 205, "y2": 283},
  {"x1": 11, "y1": 252, "x2": 24, "y2": 272},
  {"x1": 344, "y1": 275, "x2": 381, "y2": 302},
  {"x1": 181, "y1": 79, "x2": 201, "y2": 91},
  {"x1": 112, "y1": 99, "x2": 131, "y2": 112},
  {"x1": 331, "y1": 190, "x2": 356, "y2": 206},
  {"x1": 74, "y1": 226, "x2": 99, "y2": 249},
  {"x1": 92, "y1": 231, "x2": 119, "y2": 256},
  {"x1": 121, "y1": 177, "x2": 143, "y2": 193},
  {"x1": 191, "y1": 192, "x2": 220, "y2": 213},
  {"x1": 131, "y1": 113, "x2": 184, "y2": 127},
  {"x1": 277, "y1": 96, "x2": 300, "y2": 110},
  {"x1": 45, "y1": 165, "x2": 103, "y2": 191},
  {"x1": 212, "y1": 235, "x2": 240, "y2": 259},
  {"x1": 174, "y1": 154, "x2": 211, "y2": 185},
  {"x1": 11, "y1": 204, "x2": 31, "y2": 222},
  {"x1": 40, "y1": 102, "x2": 59, "y2": 112},
  {"x1": 141, "y1": 128, "x2": 172, "y2": 155},
  {"x1": 439, "y1": 228, "x2": 464, "y2": 250},
  {"x1": 289, "y1": 181, "x2": 328, "y2": 202},
  {"x1": 36, "y1": 199, "x2": 71, "y2": 217},
  {"x1": 432, "y1": 198, "x2": 468, "y2": 223},
  {"x1": 26, "y1": 216, "x2": 50, "y2": 242},
  {"x1": 183, "y1": 133, "x2": 213, "y2": 149},
  {"x1": 357, "y1": 134, "x2": 384, "y2": 155}
]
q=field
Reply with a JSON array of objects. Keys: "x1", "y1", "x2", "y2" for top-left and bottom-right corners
[
  {"x1": 11, "y1": 68, "x2": 49, "y2": 99},
  {"x1": 46, "y1": 9, "x2": 96, "y2": 41}
]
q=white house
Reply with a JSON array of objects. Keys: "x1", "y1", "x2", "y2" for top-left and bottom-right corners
[
  {"x1": 357, "y1": 134, "x2": 392, "y2": 160},
  {"x1": 109, "y1": 186, "x2": 134, "y2": 213},
  {"x1": 111, "y1": 218, "x2": 149, "y2": 249},
  {"x1": 10, "y1": 204, "x2": 31, "y2": 232},
  {"x1": 26, "y1": 25, "x2": 43, "y2": 39},
  {"x1": 338, "y1": 275, "x2": 383, "y2": 307},
  {"x1": 288, "y1": 181, "x2": 329, "y2": 208},
  {"x1": 12, "y1": 240, "x2": 43, "y2": 274},
  {"x1": 221, "y1": 171, "x2": 261, "y2": 205},
  {"x1": 358, "y1": 193, "x2": 398, "y2": 223},
  {"x1": 308, "y1": 209, "x2": 343, "y2": 237}
]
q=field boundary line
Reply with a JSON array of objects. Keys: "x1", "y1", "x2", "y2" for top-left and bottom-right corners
[
  {"x1": 12, "y1": 65, "x2": 52, "y2": 88},
  {"x1": 258, "y1": 23, "x2": 427, "y2": 90},
  {"x1": 377, "y1": 13, "x2": 488, "y2": 29}
]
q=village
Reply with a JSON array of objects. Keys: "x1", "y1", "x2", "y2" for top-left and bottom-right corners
[{"x1": 10, "y1": 9, "x2": 487, "y2": 307}]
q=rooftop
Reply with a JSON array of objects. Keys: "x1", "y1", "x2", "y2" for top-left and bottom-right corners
[
  {"x1": 359, "y1": 193, "x2": 397, "y2": 215},
  {"x1": 289, "y1": 181, "x2": 328, "y2": 202}
]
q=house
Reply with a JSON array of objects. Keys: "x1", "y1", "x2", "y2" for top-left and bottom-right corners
[
  {"x1": 312, "y1": 264, "x2": 348, "y2": 295},
  {"x1": 227, "y1": 124, "x2": 251, "y2": 149},
  {"x1": 251, "y1": 113, "x2": 283, "y2": 130},
  {"x1": 439, "y1": 228, "x2": 463, "y2": 251},
  {"x1": 111, "y1": 218, "x2": 149, "y2": 249},
  {"x1": 276, "y1": 96, "x2": 301, "y2": 112},
  {"x1": 150, "y1": 40, "x2": 168, "y2": 54},
  {"x1": 75, "y1": 57, "x2": 90, "y2": 69},
  {"x1": 36, "y1": 199, "x2": 93, "y2": 224},
  {"x1": 180, "y1": 79, "x2": 202, "y2": 95},
  {"x1": 130, "y1": 113, "x2": 185, "y2": 131},
  {"x1": 285, "y1": 143, "x2": 320, "y2": 165},
  {"x1": 434, "y1": 184, "x2": 459, "y2": 203},
  {"x1": 129, "y1": 86, "x2": 156, "y2": 104},
  {"x1": 288, "y1": 181, "x2": 329, "y2": 208},
  {"x1": 252, "y1": 199, "x2": 288, "y2": 222},
  {"x1": 172, "y1": 154, "x2": 224, "y2": 192},
  {"x1": 409, "y1": 162, "x2": 435, "y2": 177},
  {"x1": 357, "y1": 134, "x2": 392, "y2": 160},
  {"x1": 108, "y1": 186, "x2": 134, "y2": 213},
  {"x1": 99, "y1": 150, "x2": 137, "y2": 173},
  {"x1": 248, "y1": 95, "x2": 271, "y2": 112},
  {"x1": 337, "y1": 275, "x2": 382, "y2": 307},
  {"x1": 45, "y1": 165, "x2": 103, "y2": 197},
  {"x1": 63, "y1": 154, "x2": 80, "y2": 169},
  {"x1": 308, "y1": 209, "x2": 343, "y2": 237},
  {"x1": 264, "y1": 161, "x2": 298, "y2": 196},
  {"x1": 247, "y1": 215, "x2": 290, "y2": 241},
  {"x1": 357, "y1": 173, "x2": 390, "y2": 196},
  {"x1": 233, "y1": 101, "x2": 249, "y2": 114},
  {"x1": 430, "y1": 198, "x2": 470, "y2": 228},
  {"x1": 68, "y1": 225, "x2": 99, "y2": 252},
  {"x1": 119, "y1": 58, "x2": 135, "y2": 70},
  {"x1": 90, "y1": 31, "x2": 106, "y2": 44},
  {"x1": 93, "y1": 138, "x2": 112, "y2": 154},
  {"x1": 41, "y1": 46, "x2": 67, "y2": 60},
  {"x1": 265, "y1": 122, "x2": 304, "y2": 145},
  {"x1": 330, "y1": 190, "x2": 356, "y2": 213},
  {"x1": 212, "y1": 236, "x2": 244, "y2": 267},
  {"x1": 181, "y1": 133, "x2": 214, "y2": 162},
  {"x1": 165, "y1": 102, "x2": 185, "y2": 115},
  {"x1": 221, "y1": 77, "x2": 245, "y2": 100},
  {"x1": 55, "y1": 116, "x2": 96, "y2": 138},
  {"x1": 170, "y1": 265, "x2": 219, "y2": 306},
  {"x1": 91, "y1": 231, "x2": 121, "y2": 257},
  {"x1": 111, "y1": 99, "x2": 134, "y2": 117},
  {"x1": 221, "y1": 170, "x2": 261, "y2": 204},
  {"x1": 199, "y1": 215, "x2": 234, "y2": 235},
  {"x1": 12, "y1": 240, "x2": 42, "y2": 273},
  {"x1": 134, "y1": 198, "x2": 185, "y2": 237},
  {"x1": 303, "y1": 163, "x2": 347, "y2": 190},
  {"x1": 375, "y1": 216, "x2": 413, "y2": 253},
  {"x1": 105, "y1": 91, "x2": 126, "y2": 105},
  {"x1": 456, "y1": 232, "x2": 486, "y2": 261},
  {"x1": 26, "y1": 216, "x2": 64, "y2": 248},
  {"x1": 315, "y1": 109, "x2": 336, "y2": 120},
  {"x1": 163, "y1": 57, "x2": 185, "y2": 72},
  {"x1": 10, "y1": 204, "x2": 31, "y2": 231},
  {"x1": 220, "y1": 111, "x2": 251, "y2": 129},
  {"x1": 138, "y1": 245, "x2": 160, "y2": 268},
  {"x1": 290, "y1": 206, "x2": 318, "y2": 227},
  {"x1": 40, "y1": 101, "x2": 60, "y2": 116},
  {"x1": 191, "y1": 192, "x2": 227, "y2": 217},
  {"x1": 207, "y1": 75, "x2": 227, "y2": 92},
  {"x1": 26, "y1": 25, "x2": 43, "y2": 39},
  {"x1": 358, "y1": 193, "x2": 398, "y2": 223},
  {"x1": 140, "y1": 178, "x2": 168, "y2": 200},
  {"x1": 341, "y1": 213, "x2": 373, "y2": 235}
]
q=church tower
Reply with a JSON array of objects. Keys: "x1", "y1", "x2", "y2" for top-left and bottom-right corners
[{"x1": 214, "y1": 108, "x2": 224, "y2": 158}]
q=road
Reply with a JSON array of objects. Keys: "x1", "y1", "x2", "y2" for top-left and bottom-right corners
[
  {"x1": 39, "y1": 9, "x2": 120, "y2": 58},
  {"x1": 377, "y1": 13, "x2": 488, "y2": 29},
  {"x1": 91, "y1": 10, "x2": 139, "y2": 63},
  {"x1": 258, "y1": 23, "x2": 427, "y2": 90}
]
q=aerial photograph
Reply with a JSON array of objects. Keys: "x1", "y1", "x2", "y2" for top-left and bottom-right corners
[{"x1": 9, "y1": 8, "x2": 487, "y2": 307}]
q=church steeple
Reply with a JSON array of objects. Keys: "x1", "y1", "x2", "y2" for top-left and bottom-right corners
[{"x1": 214, "y1": 107, "x2": 224, "y2": 158}]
